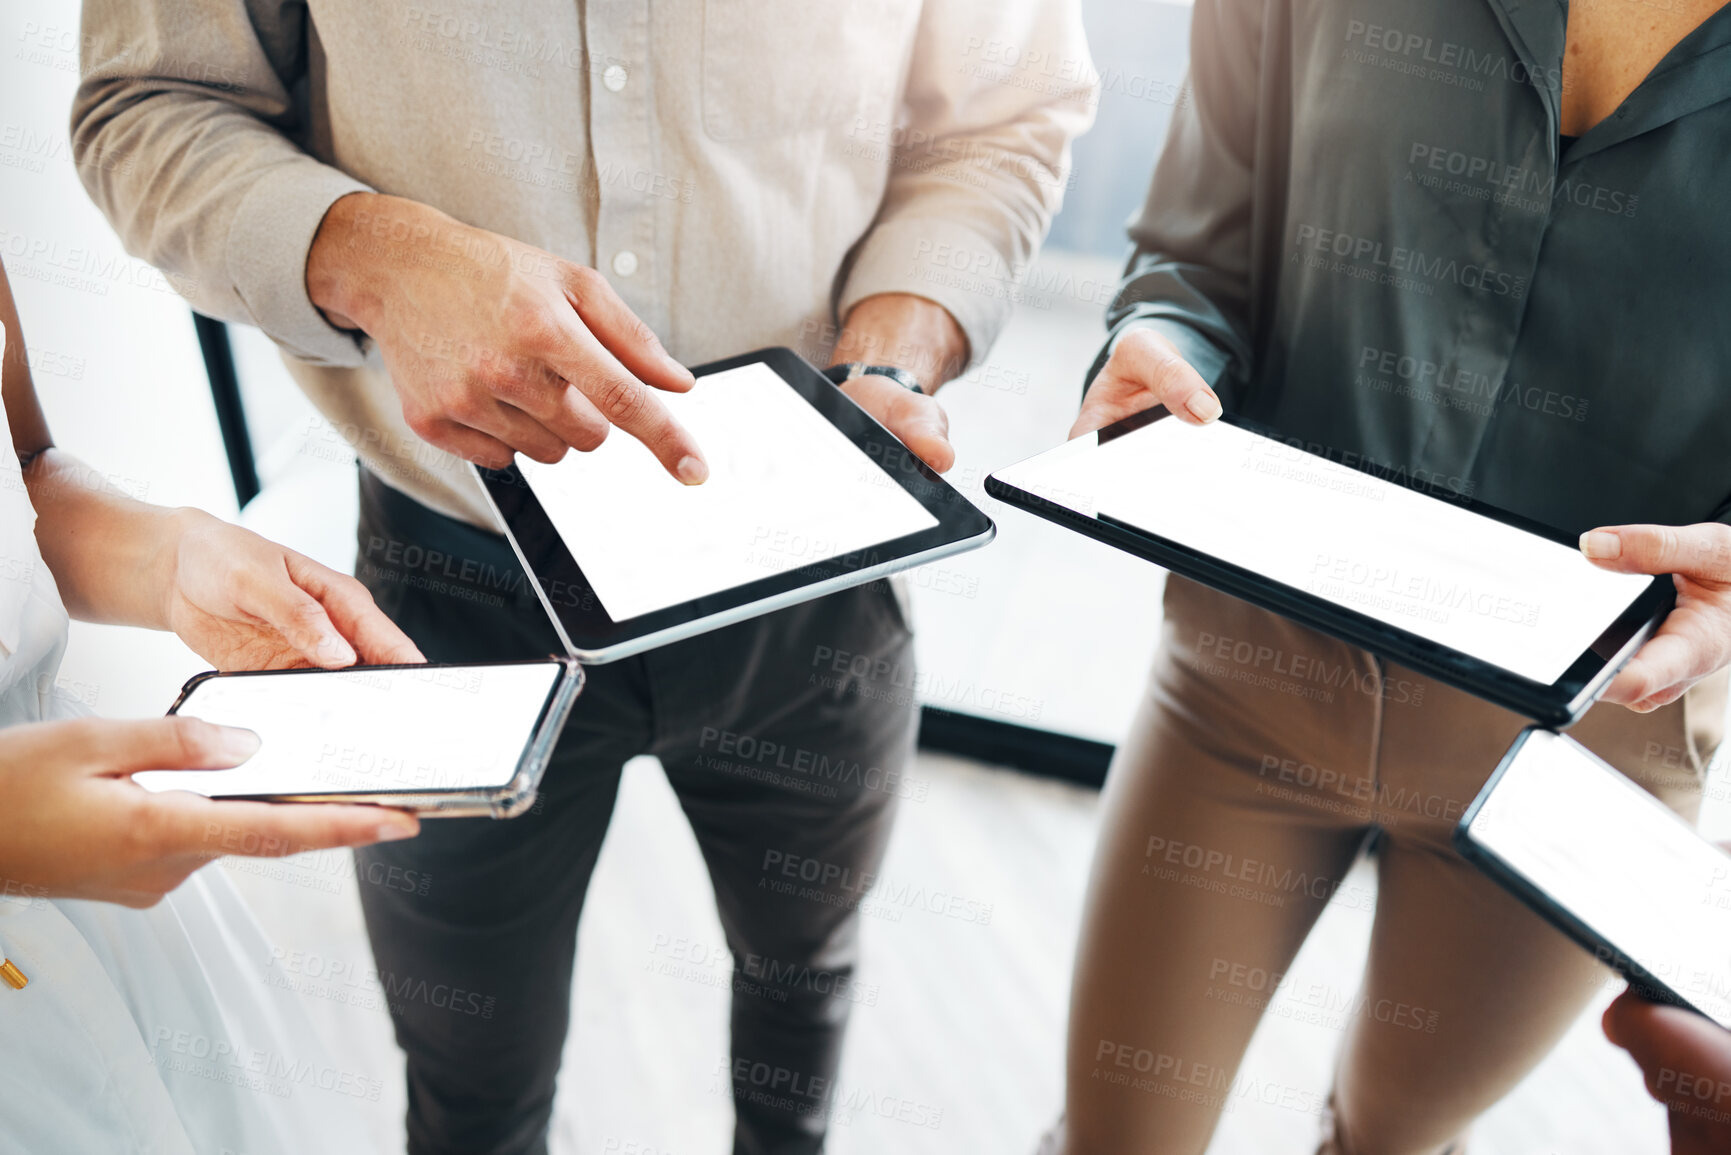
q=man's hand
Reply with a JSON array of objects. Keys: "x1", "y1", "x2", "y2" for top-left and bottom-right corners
[
  {"x1": 829, "y1": 293, "x2": 967, "y2": 473},
  {"x1": 0, "y1": 716, "x2": 419, "y2": 907},
  {"x1": 1071, "y1": 327, "x2": 1223, "y2": 439},
  {"x1": 306, "y1": 193, "x2": 706, "y2": 481},
  {"x1": 161, "y1": 509, "x2": 425, "y2": 671},
  {"x1": 1605, "y1": 989, "x2": 1731, "y2": 1155},
  {"x1": 1580, "y1": 523, "x2": 1731, "y2": 712}
]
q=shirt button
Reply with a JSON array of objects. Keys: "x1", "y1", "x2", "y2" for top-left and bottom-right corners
[
  {"x1": 612, "y1": 251, "x2": 639, "y2": 278},
  {"x1": 602, "y1": 65, "x2": 628, "y2": 92}
]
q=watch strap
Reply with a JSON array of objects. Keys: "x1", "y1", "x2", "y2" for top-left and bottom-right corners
[{"x1": 824, "y1": 362, "x2": 925, "y2": 395}]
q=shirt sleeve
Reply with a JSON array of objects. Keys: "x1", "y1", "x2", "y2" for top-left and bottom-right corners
[
  {"x1": 836, "y1": 0, "x2": 1098, "y2": 369},
  {"x1": 71, "y1": 0, "x2": 374, "y2": 368},
  {"x1": 1087, "y1": 0, "x2": 1266, "y2": 404}
]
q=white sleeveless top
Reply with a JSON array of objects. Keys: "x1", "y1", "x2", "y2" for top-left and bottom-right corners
[{"x1": 0, "y1": 323, "x2": 369, "y2": 1154}]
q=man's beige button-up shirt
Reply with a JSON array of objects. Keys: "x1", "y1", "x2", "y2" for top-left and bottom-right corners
[{"x1": 74, "y1": 0, "x2": 1096, "y2": 527}]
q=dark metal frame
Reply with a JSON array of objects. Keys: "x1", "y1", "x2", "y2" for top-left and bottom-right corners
[
  {"x1": 918, "y1": 708, "x2": 1113, "y2": 786},
  {"x1": 192, "y1": 311, "x2": 259, "y2": 507}
]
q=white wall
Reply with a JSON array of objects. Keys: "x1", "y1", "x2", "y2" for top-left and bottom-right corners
[{"x1": 4, "y1": 1, "x2": 235, "y2": 717}]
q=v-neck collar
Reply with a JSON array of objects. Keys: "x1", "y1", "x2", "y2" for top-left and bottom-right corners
[
  {"x1": 1570, "y1": 9, "x2": 1731, "y2": 163},
  {"x1": 1480, "y1": 0, "x2": 1731, "y2": 164},
  {"x1": 1479, "y1": 0, "x2": 1568, "y2": 133}
]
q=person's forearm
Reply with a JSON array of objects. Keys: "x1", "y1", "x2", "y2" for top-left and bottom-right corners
[
  {"x1": 23, "y1": 450, "x2": 184, "y2": 630},
  {"x1": 5, "y1": 258, "x2": 183, "y2": 630},
  {"x1": 74, "y1": 0, "x2": 376, "y2": 367},
  {"x1": 831, "y1": 293, "x2": 970, "y2": 393}
]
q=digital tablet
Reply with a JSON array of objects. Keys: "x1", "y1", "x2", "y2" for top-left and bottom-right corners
[
  {"x1": 1457, "y1": 728, "x2": 1731, "y2": 1029},
  {"x1": 985, "y1": 408, "x2": 1670, "y2": 726},
  {"x1": 476, "y1": 347, "x2": 995, "y2": 662},
  {"x1": 133, "y1": 658, "x2": 582, "y2": 818}
]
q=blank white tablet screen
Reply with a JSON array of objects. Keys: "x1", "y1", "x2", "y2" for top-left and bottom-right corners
[
  {"x1": 1466, "y1": 731, "x2": 1731, "y2": 1028},
  {"x1": 515, "y1": 362, "x2": 939, "y2": 622},
  {"x1": 994, "y1": 418, "x2": 1649, "y2": 684},
  {"x1": 132, "y1": 663, "x2": 562, "y2": 797}
]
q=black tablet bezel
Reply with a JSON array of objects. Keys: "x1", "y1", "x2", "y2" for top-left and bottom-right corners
[
  {"x1": 477, "y1": 346, "x2": 996, "y2": 663},
  {"x1": 163, "y1": 657, "x2": 581, "y2": 815},
  {"x1": 984, "y1": 407, "x2": 1671, "y2": 727},
  {"x1": 1455, "y1": 728, "x2": 1721, "y2": 1026}
]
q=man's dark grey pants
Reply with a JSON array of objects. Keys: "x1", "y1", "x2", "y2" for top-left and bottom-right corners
[{"x1": 351, "y1": 471, "x2": 915, "y2": 1155}]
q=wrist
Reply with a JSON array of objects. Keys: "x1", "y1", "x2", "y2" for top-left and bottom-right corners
[
  {"x1": 145, "y1": 507, "x2": 206, "y2": 633},
  {"x1": 306, "y1": 192, "x2": 438, "y2": 333},
  {"x1": 825, "y1": 362, "x2": 926, "y2": 395},
  {"x1": 832, "y1": 293, "x2": 969, "y2": 392}
]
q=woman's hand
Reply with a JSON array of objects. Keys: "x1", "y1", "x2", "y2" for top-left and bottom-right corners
[
  {"x1": 1604, "y1": 987, "x2": 1731, "y2": 1155},
  {"x1": 1580, "y1": 523, "x2": 1731, "y2": 712},
  {"x1": 1070, "y1": 328, "x2": 1223, "y2": 440},
  {"x1": 162, "y1": 510, "x2": 424, "y2": 671},
  {"x1": 0, "y1": 715, "x2": 419, "y2": 907}
]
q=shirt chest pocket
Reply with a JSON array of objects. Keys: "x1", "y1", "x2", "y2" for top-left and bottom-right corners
[{"x1": 700, "y1": 0, "x2": 919, "y2": 141}]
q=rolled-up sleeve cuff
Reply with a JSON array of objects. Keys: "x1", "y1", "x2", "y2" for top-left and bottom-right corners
[
  {"x1": 1087, "y1": 314, "x2": 1233, "y2": 398},
  {"x1": 838, "y1": 219, "x2": 1014, "y2": 372},
  {"x1": 226, "y1": 161, "x2": 375, "y2": 367}
]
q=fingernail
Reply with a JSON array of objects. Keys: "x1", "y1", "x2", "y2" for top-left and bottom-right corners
[
  {"x1": 676, "y1": 455, "x2": 709, "y2": 485},
  {"x1": 665, "y1": 353, "x2": 693, "y2": 382},
  {"x1": 1186, "y1": 392, "x2": 1223, "y2": 422},
  {"x1": 217, "y1": 726, "x2": 262, "y2": 762},
  {"x1": 1580, "y1": 531, "x2": 1621, "y2": 560},
  {"x1": 373, "y1": 819, "x2": 419, "y2": 843}
]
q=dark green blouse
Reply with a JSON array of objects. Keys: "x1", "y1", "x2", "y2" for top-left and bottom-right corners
[{"x1": 1098, "y1": 0, "x2": 1731, "y2": 535}]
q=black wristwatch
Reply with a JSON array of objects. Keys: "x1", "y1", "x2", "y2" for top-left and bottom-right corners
[{"x1": 824, "y1": 362, "x2": 925, "y2": 396}]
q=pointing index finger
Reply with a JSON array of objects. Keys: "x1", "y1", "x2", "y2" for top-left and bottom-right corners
[
  {"x1": 560, "y1": 263, "x2": 694, "y2": 394},
  {"x1": 547, "y1": 327, "x2": 709, "y2": 484}
]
